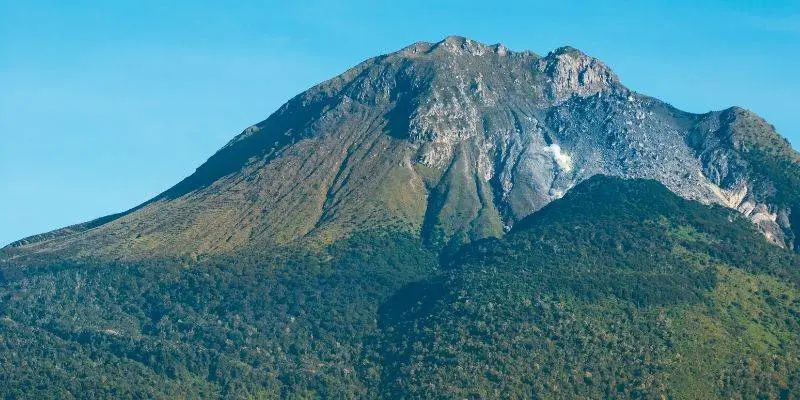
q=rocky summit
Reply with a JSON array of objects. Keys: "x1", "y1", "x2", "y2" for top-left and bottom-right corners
[{"x1": 5, "y1": 36, "x2": 799, "y2": 260}]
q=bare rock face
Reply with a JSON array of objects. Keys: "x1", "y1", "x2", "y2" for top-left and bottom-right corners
[
  {"x1": 538, "y1": 46, "x2": 619, "y2": 103},
  {"x1": 5, "y1": 36, "x2": 800, "y2": 259}
]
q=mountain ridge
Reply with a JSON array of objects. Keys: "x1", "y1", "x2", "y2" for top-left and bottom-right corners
[{"x1": 4, "y1": 36, "x2": 799, "y2": 259}]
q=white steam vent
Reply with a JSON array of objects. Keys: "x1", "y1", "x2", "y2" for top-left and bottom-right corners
[{"x1": 544, "y1": 144, "x2": 573, "y2": 172}]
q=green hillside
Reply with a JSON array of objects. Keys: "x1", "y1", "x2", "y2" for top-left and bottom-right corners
[
  {"x1": 377, "y1": 176, "x2": 800, "y2": 399},
  {"x1": 0, "y1": 232, "x2": 437, "y2": 398},
  {"x1": 2, "y1": 176, "x2": 798, "y2": 398}
]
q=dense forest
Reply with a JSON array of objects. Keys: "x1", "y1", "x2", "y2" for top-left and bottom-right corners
[
  {"x1": 1, "y1": 176, "x2": 799, "y2": 398},
  {"x1": 378, "y1": 176, "x2": 800, "y2": 399}
]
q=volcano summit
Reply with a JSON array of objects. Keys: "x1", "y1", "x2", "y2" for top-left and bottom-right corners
[{"x1": 6, "y1": 36, "x2": 800, "y2": 259}]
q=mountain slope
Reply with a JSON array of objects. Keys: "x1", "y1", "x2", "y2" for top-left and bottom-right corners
[
  {"x1": 4, "y1": 36, "x2": 800, "y2": 261},
  {"x1": 377, "y1": 176, "x2": 800, "y2": 399},
  {"x1": 0, "y1": 232, "x2": 439, "y2": 398},
  {"x1": 2, "y1": 177, "x2": 798, "y2": 398}
]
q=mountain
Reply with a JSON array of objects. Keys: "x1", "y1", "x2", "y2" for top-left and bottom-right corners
[
  {"x1": 4, "y1": 36, "x2": 800, "y2": 261},
  {"x1": 1, "y1": 37, "x2": 800, "y2": 398},
  {"x1": 378, "y1": 176, "x2": 800, "y2": 398}
]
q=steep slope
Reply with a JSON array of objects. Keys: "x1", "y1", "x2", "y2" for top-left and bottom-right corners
[
  {"x1": 689, "y1": 106, "x2": 800, "y2": 245},
  {"x1": 377, "y1": 176, "x2": 800, "y2": 399},
  {"x1": 4, "y1": 36, "x2": 800, "y2": 260}
]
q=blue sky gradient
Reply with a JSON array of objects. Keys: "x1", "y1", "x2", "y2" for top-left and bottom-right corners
[{"x1": 1, "y1": 0, "x2": 799, "y2": 246}]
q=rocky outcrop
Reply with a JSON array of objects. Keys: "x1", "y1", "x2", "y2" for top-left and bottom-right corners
[
  {"x1": 538, "y1": 46, "x2": 619, "y2": 103},
  {"x1": 687, "y1": 107, "x2": 800, "y2": 248}
]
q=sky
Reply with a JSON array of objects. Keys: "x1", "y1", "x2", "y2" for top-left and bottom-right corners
[{"x1": 1, "y1": 0, "x2": 799, "y2": 246}]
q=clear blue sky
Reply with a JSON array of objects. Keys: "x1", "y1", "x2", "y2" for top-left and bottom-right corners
[{"x1": 1, "y1": 1, "x2": 799, "y2": 246}]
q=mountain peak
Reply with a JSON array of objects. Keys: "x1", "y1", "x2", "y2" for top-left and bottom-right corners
[
  {"x1": 550, "y1": 45, "x2": 585, "y2": 56},
  {"x1": 439, "y1": 34, "x2": 470, "y2": 45},
  {"x1": 432, "y1": 35, "x2": 507, "y2": 55},
  {"x1": 393, "y1": 36, "x2": 621, "y2": 102},
  {"x1": 540, "y1": 45, "x2": 620, "y2": 101},
  {"x1": 397, "y1": 35, "x2": 520, "y2": 58},
  {"x1": 4, "y1": 37, "x2": 799, "y2": 259}
]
